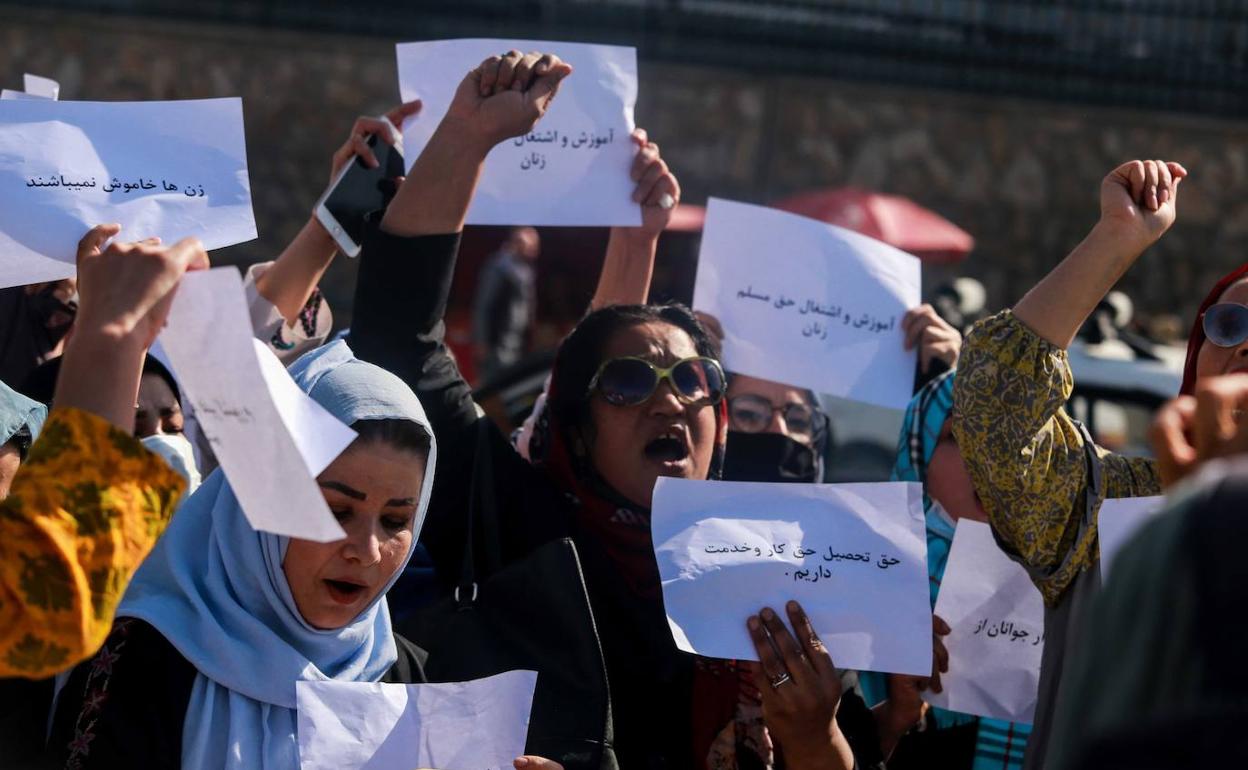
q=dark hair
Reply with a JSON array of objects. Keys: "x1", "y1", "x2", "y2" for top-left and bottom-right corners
[
  {"x1": 141, "y1": 356, "x2": 181, "y2": 407},
  {"x1": 548, "y1": 302, "x2": 720, "y2": 431},
  {"x1": 18, "y1": 353, "x2": 182, "y2": 409},
  {"x1": 351, "y1": 418, "x2": 431, "y2": 460}
]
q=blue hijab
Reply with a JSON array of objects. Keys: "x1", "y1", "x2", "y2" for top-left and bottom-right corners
[
  {"x1": 0, "y1": 377, "x2": 45, "y2": 448},
  {"x1": 117, "y1": 341, "x2": 437, "y2": 769}
]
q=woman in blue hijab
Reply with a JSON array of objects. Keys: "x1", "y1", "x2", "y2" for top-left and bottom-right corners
[
  {"x1": 50, "y1": 341, "x2": 440, "y2": 769},
  {"x1": 862, "y1": 371, "x2": 1032, "y2": 770}
]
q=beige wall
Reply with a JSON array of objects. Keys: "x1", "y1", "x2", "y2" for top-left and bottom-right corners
[{"x1": 5, "y1": 7, "x2": 1245, "y2": 328}]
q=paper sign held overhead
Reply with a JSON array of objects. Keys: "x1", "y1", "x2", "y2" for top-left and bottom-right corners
[
  {"x1": 693, "y1": 197, "x2": 922, "y2": 410},
  {"x1": 397, "y1": 38, "x2": 640, "y2": 227},
  {"x1": 926, "y1": 520, "x2": 1044, "y2": 724},
  {"x1": 297, "y1": 670, "x2": 538, "y2": 770},
  {"x1": 652, "y1": 478, "x2": 932, "y2": 676},
  {"x1": 158, "y1": 268, "x2": 349, "y2": 542},
  {"x1": 0, "y1": 98, "x2": 257, "y2": 289}
]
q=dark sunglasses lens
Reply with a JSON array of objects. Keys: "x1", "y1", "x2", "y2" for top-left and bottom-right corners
[
  {"x1": 598, "y1": 359, "x2": 657, "y2": 405},
  {"x1": 672, "y1": 359, "x2": 724, "y2": 403},
  {"x1": 1204, "y1": 304, "x2": 1248, "y2": 347}
]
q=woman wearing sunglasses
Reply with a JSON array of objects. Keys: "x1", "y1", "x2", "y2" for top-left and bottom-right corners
[
  {"x1": 946, "y1": 159, "x2": 1218, "y2": 769},
  {"x1": 1179, "y1": 267, "x2": 1248, "y2": 394},
  {"x1": 346, "y1": 52, "x2": 885, "y2": 770}
]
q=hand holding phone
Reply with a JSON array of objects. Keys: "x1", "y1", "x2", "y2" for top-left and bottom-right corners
[{"x1": 314, "y1": 102, "x2": 421, "y2": 257}]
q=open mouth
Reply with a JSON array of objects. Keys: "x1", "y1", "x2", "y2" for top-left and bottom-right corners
[
  {"x1": 323, "y1": 578, "x2": 368, "y2": 605},
  {"x1": 644, "y1": 432, "x2": 690, "y2": 465}
]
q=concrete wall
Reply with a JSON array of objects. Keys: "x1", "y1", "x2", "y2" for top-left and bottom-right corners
[{"x1": 4, "y1": 7, "x2": 1245, "y2": 329}]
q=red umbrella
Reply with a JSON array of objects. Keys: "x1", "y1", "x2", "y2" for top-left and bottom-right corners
[{"x1": 771, "y1": 187, "x2": 974, "y2": 264}]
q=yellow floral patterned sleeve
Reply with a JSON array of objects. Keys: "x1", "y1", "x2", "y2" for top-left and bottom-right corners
[
  {"x1": 0, "y1": 407, "x2": 185, "y2": 679},
  {"x1": 951, "y1": 310, "x2": 1160, "y2": 606}
]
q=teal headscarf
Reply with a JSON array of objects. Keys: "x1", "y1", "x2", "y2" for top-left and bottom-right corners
[
  {"x1": 0, "y1": 377, "x2": 46, "y2": 451},
  {"x1": 892, "y1": 370, "x2": 958, "y2": 604}
]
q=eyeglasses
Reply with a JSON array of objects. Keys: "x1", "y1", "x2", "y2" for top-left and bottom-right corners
[
  {"x1": 728, "y1": 394, "x2": 824, "y2": 440},
  {"x1": 1203, "y1": 303, "x2": 1248, "y2": 348},
  {"x1": 587, "y1": 356, "x2": 726, "y2": 407}
]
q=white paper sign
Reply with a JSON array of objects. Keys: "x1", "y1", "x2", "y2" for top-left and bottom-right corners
[
  {"x1": 693, "y1": 198, "x2": 922, "y2": 410},
  {"x1": 1, "y1": 91, "x2": 46, "y2": 101},
  {"x1": 652, "y1": 478, "x2": 932, "y2": 676},
  {"x1": 926, "y1": 520, "x2": 1044, "y2": 724},
  {"x1": 0, "y1": 98, "x2": 257, "y2": 289},
  {"x1": 397, "y1": 38, "x2": 640, "y2": 227},
  {"x1": 159, "y1": 268, "x2": 348, "y2": 542},
  {"x1": 23, "y1": 74, "x2": 60, "y2": 100},
  {"x1": 297, "y1": 670, "x2": 538, "y2": 770},
  {"x1": 252, "y1": 338, "x2": 359, "y2": 477},
  {"x1": 1098, "y1": 496, "x2": 1164, "y2": 580}
]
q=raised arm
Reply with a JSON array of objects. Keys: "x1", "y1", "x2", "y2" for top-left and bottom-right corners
[
  {"x1": 592, "y1": 128, "x2": 679, "y2": 309},
  {"x1": 952, "y1": 161, "x2": 1175, "y2": 604},
  {"x1": 1014, "y1": 159, "x2": 1185, "y2": 348},
  {"x1": 247, "y1": 102, "x2": 422, "y2": 361},
  {"x1": 381, "y1": 51, "x2": 573, "y2": 237},
  {"x1": 0, "y1": 225, "x2": 204, "y2": 678},
  {"x1": 349, "y1": 51, "x2": 572, "y2": 434},
  {"x1": 54, "y1": 225, "x2": 208, "y2": 429}
]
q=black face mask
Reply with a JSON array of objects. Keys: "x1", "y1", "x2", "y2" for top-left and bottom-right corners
[{"x1": 723, "y1": 431, "x2": 821, "y2": 484}]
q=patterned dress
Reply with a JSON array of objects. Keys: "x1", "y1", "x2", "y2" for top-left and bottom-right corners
[{"x1": 0, "y1": 407, "x2": 185, "y2": 678}]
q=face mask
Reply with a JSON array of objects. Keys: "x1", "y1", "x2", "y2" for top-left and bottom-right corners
[
  {"x1": 722, "y1": 430, "x2": 820, "y2": 484},
  {"x1": 925, "y1": 498, "x2": 958, "y2": 540},
  {"x1": 141, "y1": 433, "x2": 202, "y2": 495}
]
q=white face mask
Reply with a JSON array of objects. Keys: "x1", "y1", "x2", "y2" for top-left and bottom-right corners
[
  {"x1": 926, "y1": 498, "x2": 958, "y2": 538},
  {"x1": 141, "y1": 433, "x2": 202, "y2": 495}
]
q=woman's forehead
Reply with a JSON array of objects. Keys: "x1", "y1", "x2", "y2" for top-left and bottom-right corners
[
  {"x1": 602, "y1": 321, "x2": 698, "y2": 362},
  {"x1": 727, "y1": 374, "x2": 806, "y2": 404}
]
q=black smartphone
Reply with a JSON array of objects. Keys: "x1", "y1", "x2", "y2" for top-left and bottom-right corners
[{"x1": 313, "y1": 126, "x2": 405, "y2": 257}]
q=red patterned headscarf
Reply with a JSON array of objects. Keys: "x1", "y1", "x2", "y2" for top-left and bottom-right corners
[{"x1": 1181, "y1": 263, "x2": 1248, "y2": 395}]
